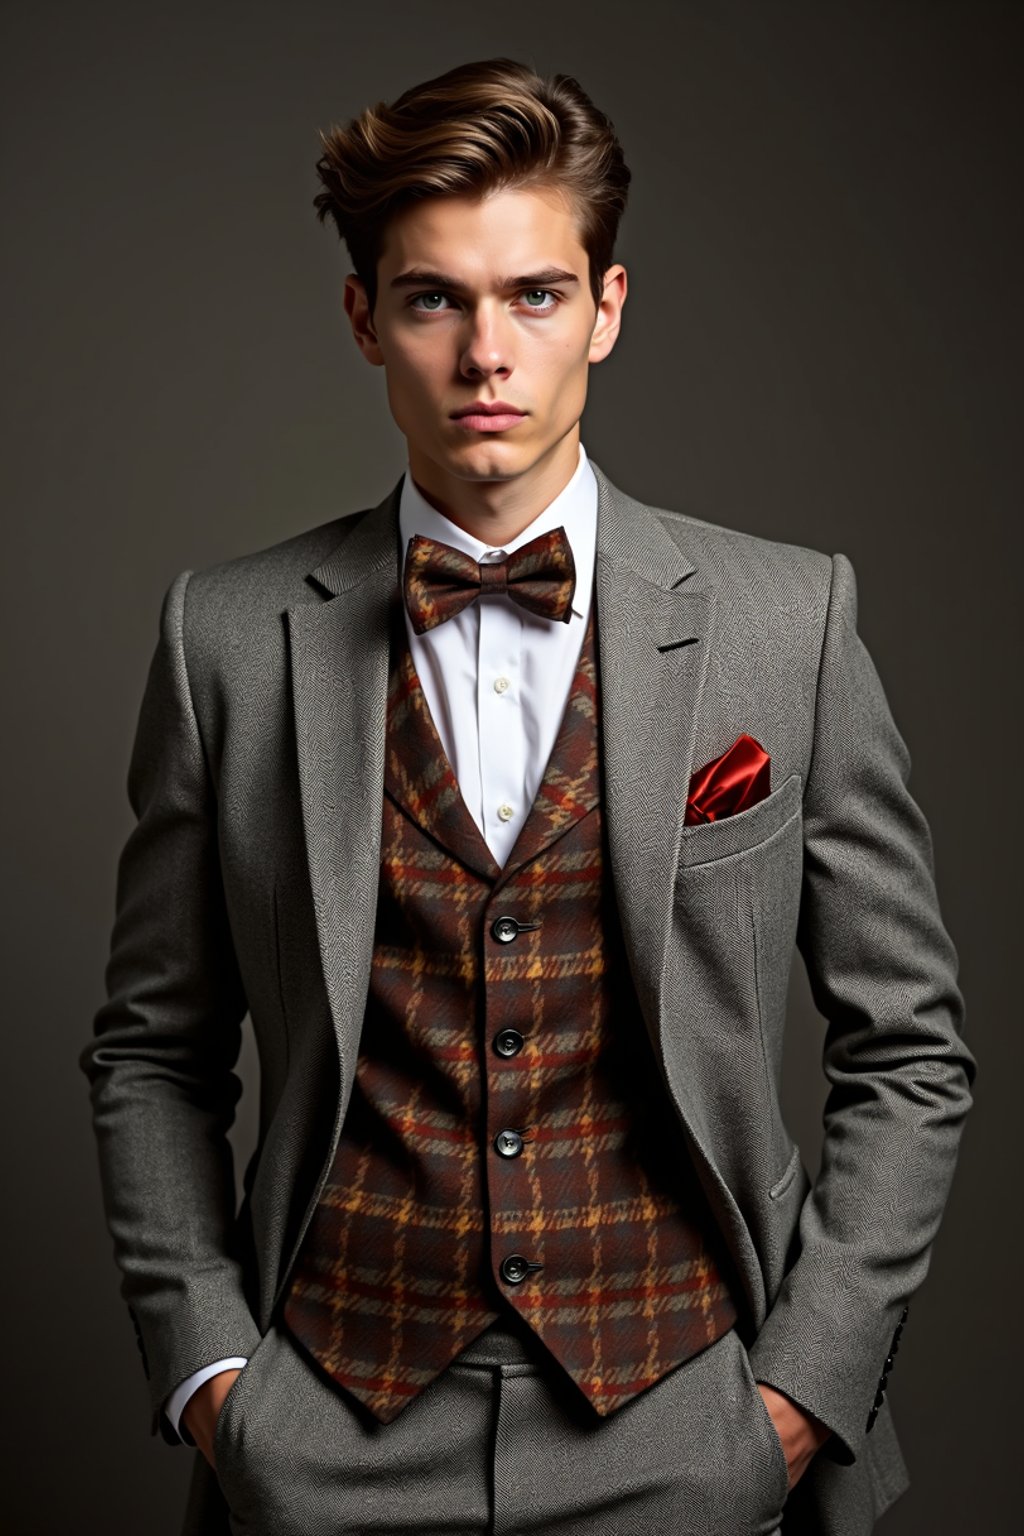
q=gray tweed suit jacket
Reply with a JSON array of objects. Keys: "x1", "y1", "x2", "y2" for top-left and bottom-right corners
[{"x1": 81, "y1": 459, "x2": 975, "y2": 1532}]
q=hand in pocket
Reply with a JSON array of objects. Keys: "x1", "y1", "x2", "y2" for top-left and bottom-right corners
[
  {"x1": 183, "y1": 1368, "x2": 244, "y2": 1471},
  {"x1": 755, "y1": 1381, "x2": 832, "y2": 1490}
]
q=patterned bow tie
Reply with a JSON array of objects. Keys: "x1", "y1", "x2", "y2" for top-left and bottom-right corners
[{"x1": 403, "y1": 525, "x2": 576, "y2": 636}]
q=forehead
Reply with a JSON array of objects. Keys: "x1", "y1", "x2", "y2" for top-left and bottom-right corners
[{"x1": 379, "y1": 185, "x2": 586, "y2": 281}]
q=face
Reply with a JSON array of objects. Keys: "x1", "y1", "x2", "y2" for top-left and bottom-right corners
[{"x1": 343, "y1": 183, "x2": 627, "y2": 513}]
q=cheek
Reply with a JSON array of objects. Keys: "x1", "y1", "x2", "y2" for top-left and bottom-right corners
[
  {"x1": 540, "y1": 344, "x2": 590, "y2": 412},
  {"x1": 382, "y1": 342, "x2": 425, "y2": 386},
  {"x1": 381, "y1": 347, "x2": 439, "y2": 414},
  {"x1": 538, "y1": 327, "x2": 592, "y2": 379}
]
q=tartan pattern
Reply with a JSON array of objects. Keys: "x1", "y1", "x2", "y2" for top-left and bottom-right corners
[
  {"x1": 402, "y1": 526, "x2": 576, "y2": 634},
  {"x1": 282, "y1": 591, "x2": 739, "y2": 1424}
]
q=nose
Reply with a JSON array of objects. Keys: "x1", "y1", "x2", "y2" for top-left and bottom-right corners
[{"x1": 458, "y1": 301, "x2": 513, "y2": 382}]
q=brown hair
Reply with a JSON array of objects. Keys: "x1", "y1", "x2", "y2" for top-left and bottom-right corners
[{"x1": 313, "y1": 57, "x2": 631, "y2": 318}]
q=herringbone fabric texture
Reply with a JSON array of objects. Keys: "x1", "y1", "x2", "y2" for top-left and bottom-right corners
[{"x1": 282, "y1": 591, "x2": 738, "y2": 1424}]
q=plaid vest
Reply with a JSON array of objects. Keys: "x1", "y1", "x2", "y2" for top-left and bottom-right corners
[{"x1": 283, "y1": 589, "x2": 738, "y2": 1424}]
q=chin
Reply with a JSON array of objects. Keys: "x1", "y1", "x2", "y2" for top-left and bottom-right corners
[{"x1": 444, "y1": 437, "x2": 532, "y2": 480}]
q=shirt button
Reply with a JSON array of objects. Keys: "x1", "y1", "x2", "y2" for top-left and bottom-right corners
[
  {"x1": 497, "y1": 803, "x2": 514, "y2": 822},
  {"x1": 494, "y1": 676, "x2": 510, "y2": 694},
  {"x1": 494, "y1": 1129, "x2": 525, "y2": 1158}
]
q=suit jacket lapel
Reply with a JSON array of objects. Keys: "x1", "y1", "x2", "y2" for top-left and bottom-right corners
[
  {"x1": 592, "y1": 466, "x2": 716, "y2": 1047},
  {"x1": 285, "y1": 460, "x2": 717, "y2": 1108},
  {"x1": 285, "y1": 476, "x2": 404, "y2": 1102},
  {"x1": 591, "y1": 473, "x2": 766, "y2": 1322}
]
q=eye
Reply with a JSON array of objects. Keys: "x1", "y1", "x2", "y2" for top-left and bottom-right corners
[
  {"x1": 410, "y1": 292, "x2": 451, "y2": 312},
  {"x1": 407, "y1": 288, "x2": 561, "y2": 317},
  {"x1": 521, "y1": 289, "x2": 558, "y2": 312}
]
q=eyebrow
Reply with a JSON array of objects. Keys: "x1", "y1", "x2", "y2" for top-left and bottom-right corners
[{"x1": 389, "y1": 266, "x2": 581, "y2": 293}]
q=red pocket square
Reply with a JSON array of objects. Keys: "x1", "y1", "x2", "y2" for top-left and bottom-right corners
[{"x1": 685, "y1": 733, "x2": 771, "y2": 826}]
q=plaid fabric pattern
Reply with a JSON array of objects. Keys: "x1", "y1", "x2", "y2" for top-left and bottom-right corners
[
  {"x1": 403, "y1": 525, "x2": 576, "y2": 634},
  {"x1": 283, "y1": 591, "x2": 738, "y2": 1424}
]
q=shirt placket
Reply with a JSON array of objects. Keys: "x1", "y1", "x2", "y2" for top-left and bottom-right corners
[{"x1": 477, "y1": 553, "x2": 525, "y2": 865}]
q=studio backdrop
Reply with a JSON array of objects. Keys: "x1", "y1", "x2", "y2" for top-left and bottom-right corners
[{"x1": 1, "y1": 3, "x2": 1018, "y2": 1532}]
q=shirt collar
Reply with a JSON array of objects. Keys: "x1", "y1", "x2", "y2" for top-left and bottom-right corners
[{"x1": 398, "y1": 441, "x2": 595, "y2": 620}]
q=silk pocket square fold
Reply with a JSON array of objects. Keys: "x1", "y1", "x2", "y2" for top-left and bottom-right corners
[{"x1": 685, "y1": 733, "x2": 771, "y2": 826}]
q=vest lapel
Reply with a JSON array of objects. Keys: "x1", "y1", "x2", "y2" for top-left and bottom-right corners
[
  {"x1": 497, "y1": 599, "x2": 600, "y2": 876},
  {"x1": 383, "y1": 607, "x2": 501, "y2": 882}
]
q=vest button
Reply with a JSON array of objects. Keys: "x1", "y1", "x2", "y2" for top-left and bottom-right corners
[
  {"x1": 500, "y1": 1253, "x2": 543, "y2": 1285},
  {"x1": 491, "y1": 915, "x2": 520, "y2": 944},
  {"x1": 493, "y1": 1028, "x2": 525, "y2": 1057},
  {"x1": 494, "y1": 1129, "x2": 525, "y2": 1158}
]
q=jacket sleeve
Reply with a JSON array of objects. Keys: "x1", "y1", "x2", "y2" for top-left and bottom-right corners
[
  {"x1": 746, "y1": 551, "x2": 976, "y2": 1465},
  {"x1": 80, "y1": 570, "x2": 262, "y2": 1442}
]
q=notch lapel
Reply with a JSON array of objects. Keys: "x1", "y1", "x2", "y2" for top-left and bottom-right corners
[
  {"x1": 591, "y1": 467, "x2": 765, "y2": 1321},
  {"x1": 591, "y1": 463, "x2": 715, "y2": 1043},
  {"x1": 285, "y1": 476, "x2": 404, "y2": 1104}
]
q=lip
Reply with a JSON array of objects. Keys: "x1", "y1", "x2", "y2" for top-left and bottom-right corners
[
  {"x1": 451, "y1": 400, "x2": 525, "y2": 419},
  {"x1": 453, "y1": 413, "x2": 526, "y2": 432},
  {"x1": 450, "y1": 400, "x2": 527, "y2": 433}
]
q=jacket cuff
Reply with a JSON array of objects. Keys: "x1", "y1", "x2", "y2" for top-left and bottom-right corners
[
  {"x1": 126, "y1": 1291, "x2": 263, "y2": 1442},
  {"x1": 745, "y1": 1270, "x2": 910, "y2": 1466}
]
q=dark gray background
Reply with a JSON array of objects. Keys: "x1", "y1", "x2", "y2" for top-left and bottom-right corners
[{"x1": 2, "y1": 1, "x2": 1018, "y2": 1530}]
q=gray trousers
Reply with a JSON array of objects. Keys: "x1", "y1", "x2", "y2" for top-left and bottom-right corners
[{"x1": 184, "y1": 1312, "x2": 792, "y2": 1535}]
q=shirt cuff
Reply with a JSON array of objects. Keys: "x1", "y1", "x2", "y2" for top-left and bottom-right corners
[{"x1": 164, "y1": 1357, "x2": 249, "y2": 1444}]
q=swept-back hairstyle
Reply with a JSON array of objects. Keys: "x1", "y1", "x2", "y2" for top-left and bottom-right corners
[{"x1": 313, "y1": 57, "x2": 631, "y2": 317}]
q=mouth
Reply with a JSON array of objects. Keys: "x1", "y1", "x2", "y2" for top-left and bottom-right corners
[{"x1": 450, "y1": 402, "x2": 527, "y2": 433}]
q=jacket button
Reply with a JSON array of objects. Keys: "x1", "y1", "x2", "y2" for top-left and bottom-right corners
[
  {"x1": 493, "y1": 1028, "x2": 525, "y2": 1057},
  {"x1": 500, "y1": 1253, "x2": 543, "y2": 1285},
  {"x1": 495, "y1": 1129, "x2": 525, "y2": 1158}
]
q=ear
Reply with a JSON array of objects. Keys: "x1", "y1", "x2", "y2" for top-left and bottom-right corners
[
  {"x1": 343, "y1": 274, "x2": 385, "y2": 367},
  {"x1": 589, "y1": 264, "x2": 628, "y2": 364}
]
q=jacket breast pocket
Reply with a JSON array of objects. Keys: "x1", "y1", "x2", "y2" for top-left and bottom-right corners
[{"x1": 676, "y1": 770, "x2": 803, "y2": 867}]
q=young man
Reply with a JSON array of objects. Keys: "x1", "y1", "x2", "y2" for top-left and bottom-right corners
[{"x1": 82, "y1": 57, "x2": 975, "y2": 1536}]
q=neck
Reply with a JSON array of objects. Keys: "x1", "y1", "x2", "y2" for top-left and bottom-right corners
[{"x1": 407, "y1": 430, "x2": 580, "y2": 545}]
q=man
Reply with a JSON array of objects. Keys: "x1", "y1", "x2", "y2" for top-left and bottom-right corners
[{"x1": 81, "y1": 56, "x2": 975, "y2": 1536}]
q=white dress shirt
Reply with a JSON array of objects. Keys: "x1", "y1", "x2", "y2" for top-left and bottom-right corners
[{"x1": 164, "y1": 439, "x2": 598, "y2": 1441}]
